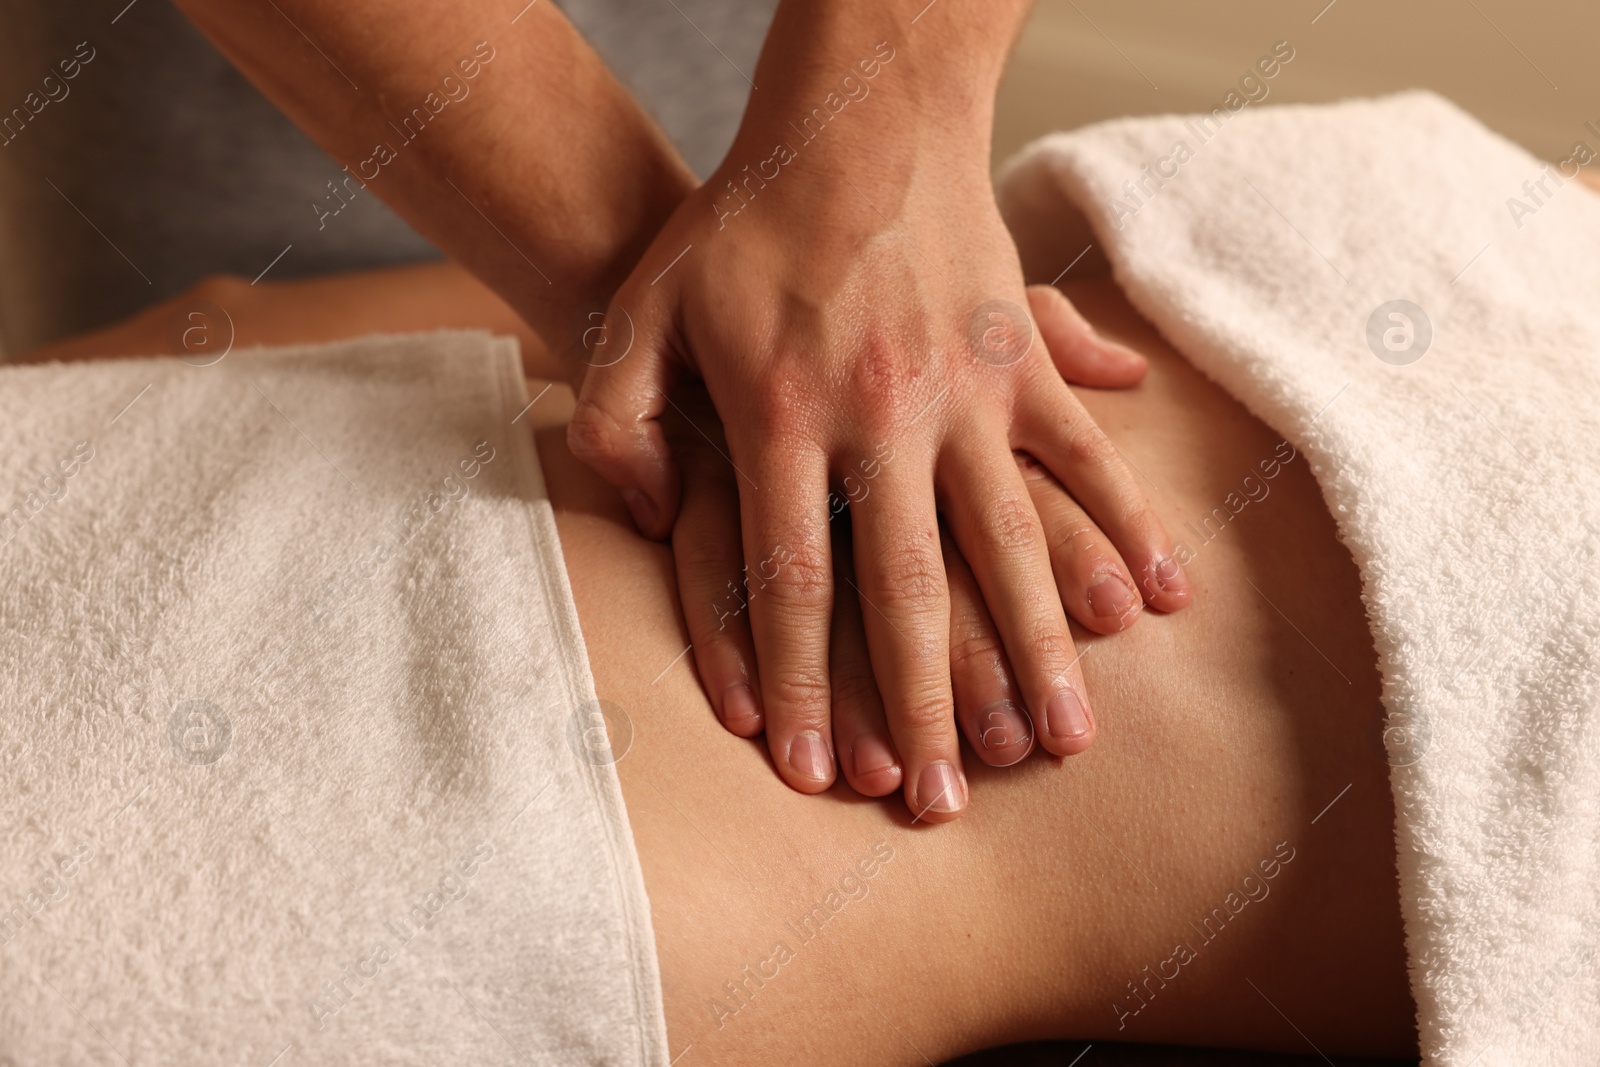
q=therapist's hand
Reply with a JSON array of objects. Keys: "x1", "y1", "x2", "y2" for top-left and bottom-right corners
[
  {"x1": 660, "y1": 284, "x2": 1176, "y2": 819},
  {"x1": 595, "y1": 234, "x2": 1188, "y2": 823},
  {"x1": 565, "y1": 4, "x2": 1189, "y2": 815}
]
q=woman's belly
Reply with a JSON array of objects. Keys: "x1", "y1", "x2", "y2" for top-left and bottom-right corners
[{"x1": 533, "y1": 278, "x2": 1412, "y2": 1063}]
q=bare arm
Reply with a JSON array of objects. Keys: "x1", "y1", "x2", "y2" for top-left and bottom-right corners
[{"x1": 169, "y1": 0, "x2": 694, "y2": 375}]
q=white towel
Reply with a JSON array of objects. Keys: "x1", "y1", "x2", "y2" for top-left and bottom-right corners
[
  {"x1": 997, "y1": 91, "x2": 1600, "y2": 1066},
  {"x1": 0, "y1": 334, "x2": 668, "y2": 1066}
]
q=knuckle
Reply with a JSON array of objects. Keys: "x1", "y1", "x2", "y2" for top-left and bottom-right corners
[
  {"x1": 849, "y1": 336, "x2": 916, "y2": 406},
  {"x1": 1019, "y1": 625, "x2": 1075, "y2": 672},
  {"x1": 756, "y1": 546, "x2": 832, "y2": 609},
  {"x1": 975, "y1": 493, "x2": 1042, "y2": 559},
  {"x1": 566, "y1": 402, "x2": 629, "y2": 467},
  {"x1": 949, "y1": 630, "x2": 1006, "y2": 676},
  {"x1": 751, "y1": 390, "x2": 790, "y2": 432},
  {"x1": 891, "y1": 693, "x2": 956, "y2": 737},
  {"x1": 751, "y1": 366, "x2": 811, "y2": 432},
  {"x1": 1065, "y1": 425, "x2": 1120, "y2": 470},
  {"x1": 872, "y1": 551, "x2": 946, "y2": 613},
  {"x1": 1045, "y1": 515, "x2": 1102, "y2": 562},
  {"x1": 767, "y1": 666, "x2": 832, "y2": 718}
]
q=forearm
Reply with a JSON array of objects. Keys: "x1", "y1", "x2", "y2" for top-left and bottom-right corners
[
  {"x1": 728, "y1": 0, "x2": 1033, "y2": 194},
  {"x1": 172, "y1": 0, "x2": 695, "y2": 381}
]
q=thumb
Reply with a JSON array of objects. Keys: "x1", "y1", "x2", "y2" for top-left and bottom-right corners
[
  {"x1": 566, "y1": 293, "x2": 682, "y2": 540},
  {"x1": 1026, "y1": 283, "x2": 1147, "y2": 389}
]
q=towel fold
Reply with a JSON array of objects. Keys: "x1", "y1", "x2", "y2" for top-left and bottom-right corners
[{"x1": 0, "y1": 334, "x2": 667, "y2": 1066}]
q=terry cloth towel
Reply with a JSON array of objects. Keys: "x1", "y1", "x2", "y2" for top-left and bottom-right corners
[
  {"x1": 997, "y1": 91, "x2": 1600, "y2": 1066},
  {"x1": 0, "y1": 334, "x2": 668, "y2": 1066}
]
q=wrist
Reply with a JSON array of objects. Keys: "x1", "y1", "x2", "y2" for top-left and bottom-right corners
[
  {"x1": 543, "y1": 139, "x2": 694, "y2": 339},
  {"x1": 348, "y1": 4, "x2": 694, "y2": 379},
  {"x1": 487, "y1": 62, "x2": 694, "y2": 371},
  {"x1": 724, "y1": 1, "x2": 1026, "y2": 206},
  {"x1": 715, "y1": 69, "x2": 995, "y2": 236}
]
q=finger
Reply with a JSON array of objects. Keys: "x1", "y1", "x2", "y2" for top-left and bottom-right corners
[
  {"x1": 1012, "y1": 380, "x2": 1192, "y2": 614},
  {"x1": 667, "y1": 392, "x2": 763, "y2": 737},
  {"x1": 1015, "y1": 452, "x2": 1143, "y2": 635},
  {"x1": 1027, "y1": 283, "x2": 1147, "y2": 388},
  {"x1": 738, "y1": 444, "x2": 837, "y2": 795},
  {"x1": 567, "y1": 286, "x2": 681, "y2": 539},
  {"x1": 849, "y1": 466, "x2": 967, "y2": 821},
  {"x1": 938, "y1": 431, "x2": 1095, "y2": 759},
  {"x1": 941, "y1": 530, "x2": 1034, "y2": 768},
  {"x1": 829, "y1": 518, "x2": 903, "y2": 797}
]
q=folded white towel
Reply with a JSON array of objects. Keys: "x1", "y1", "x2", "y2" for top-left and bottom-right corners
[
  {"x1": 998, "y1": 91, "x2": 1600, "y2": 1066},
  {"x1": 0, "y1": 334, "x2": 667, "y2": 1066}
]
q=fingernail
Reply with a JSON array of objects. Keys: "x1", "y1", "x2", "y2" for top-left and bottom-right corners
[
  {"x1": 915, "y1": 762, "x2": 964, "y2": 814},
  {"x1": 977, "y1": 699, "x2": 1033, "y2": 764},
  {"x1": 721, "y1": 683, "x2": 762, "y2": 733},
  {"x1": 852, "y1": 733, "x2": 897, "y2": 776},
  {"x1": 1145, "y1": 555, "x2": 1187, "y2": 596},
  {"x1": 1046, "y1": 689, "x2": 1091, "y2": 741},
  {"x1": 1088, "y1": 572, "x2": 1140, "y2": 622},
  {"x1": 787, "y1": 730, "x2": 831, "y2": 782},
  {"x1": 621, "y1": 488, "x2": 660, "y2": 534}
]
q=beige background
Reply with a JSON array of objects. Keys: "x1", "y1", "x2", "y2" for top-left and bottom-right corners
[
  {"x1": 5, "y1": 1, "x2": 1589, "y2": 360},
  {"x1": 994, "y1": 0, "x2": 1598, "y2": 169}
]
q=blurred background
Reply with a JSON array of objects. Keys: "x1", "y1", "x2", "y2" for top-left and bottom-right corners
[
  {"x1": 994, "y1": 0, "x2": 1597, "y2": 168},
  {"x1": 1, "y1": 0, "x2": 1592, "y2": 360}
]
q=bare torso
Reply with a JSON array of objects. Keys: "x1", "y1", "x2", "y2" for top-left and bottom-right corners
[
  {"x1": 539, "y1": 278, "x2": 1414, "y2": 1064},
  {"x1": 13, "y1": 263, "x2": 1413, "y2": 1063}
]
